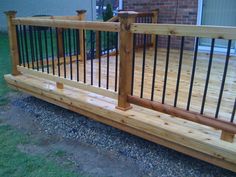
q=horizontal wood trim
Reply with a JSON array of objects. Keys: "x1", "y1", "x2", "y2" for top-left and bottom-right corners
[
  {"x1": 24, "y1": 16, "x2": 80, "y2": 20},
  {"x1": 131, "y1": 23, "x2": 236, "y2": 40},
  {"x1": 127, "y1": 95, "x2": 236, "y2": 134},
  {"x1": 17, "y1": 66, "x2": 118, "y2": 99},
  {"x1": 13, "y1": 18, "x2": 120, "y2": 32}
]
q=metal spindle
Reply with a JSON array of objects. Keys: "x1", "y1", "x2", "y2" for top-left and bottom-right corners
[
  {"x1": 38, "y1": 29, "x2": 44, "y2": 72},
  {"x1": 19, "y1": 25, "x2": 25, "y2": 67},
  {"x1": 215, "y1": 40, "x2": 232, "y2": 118},
  {"x1": 29, "y1": 26, "x2": 35, "y2": 69},
  {"x1": 174, "y1": 36, "x2": 185, "y2": 107},
  {"x1": 106, "y1": 31, "x2": 110, "y2": 89},
  {"x1": 68, "y1": 29, "x2": 73, "y2": 80},
  {"x1": 115, "y1": 32, "x2": 118, "y2": 92},
  {"x1": 187, "y1": 37, "x2": 199, "y2": 110},
  {"x1": 98, "y1": 31, "x2": 101, "y2": 87},
  {"x1": 140, "y1": 34, "x2": 147, "y2": 98},
  {"x1": 162, "y1": 35, "x2": 171, "y2": 104},
  {"x1": 23, "y1": 25, "x2": 29, "y2": 68},
  {"x1": 55, "y1": 28, "x2": 61, "y2": 77},
  {"x1": 15, "y1": 25, "x2": 22, "y2": 66},
  {"x1": 62, "y1": 29, "x2": 66, "y2": 78},
  {"x1": 131, "y1": 34, "x2": 136, "y2": 95},
  {"x1": 44, "y1": 30, "x2": 49, "y2": 73},
  {"x1": 83, "y1": 30, "x2": 86, "y2": 83},
  {"x1": 231, "y1": 98, "x2": 236, "y2": 123},
  {"x1": 90, "y1": 31, "x2": 94, "y2": 85},
  {"x1": 151, "y1": 35, "x2": 158, "y2": 101},
  {"x1": 201, "y1": 38, "x2": 215, "y2": 114},
  {"x1": 33, "y1": 27, "x2": 39, "y2": 71},
  {"x1": 49, "y1": 28, "x2": 55, "y2": 75},
  {"x1": 76, "y1": 29, "x2": 79, "y2": 81}
]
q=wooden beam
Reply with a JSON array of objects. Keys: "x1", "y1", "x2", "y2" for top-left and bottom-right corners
[
  {"x1": 116, "y1": 11, "x2": 137, "y2": 110},
  {"x1": 127, "y1": 95, "x2": 236, "y2": 135},
  {"x1": 131, "y1": 23, "x2": 236, "y2": 40},
  {"x1": 17, "y1": 66, "x2": 118, "y2": 99},
  {"x1": 77, "y1": 10, "x2": 87, "y2": 63},
  {"x1": 12, "y1": 18, "x2": 120, "y2": 32},
  {"x1": 4, "y1": 11, "x2": 21, "y2": 76}
]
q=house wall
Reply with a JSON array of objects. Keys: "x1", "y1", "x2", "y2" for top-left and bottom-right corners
[
  {"x1": 123, "y1": 0, "x2": 199, "y2": 50},
  {"x1": 0, "y1": 0, "x2": 96, "y2": 32}
]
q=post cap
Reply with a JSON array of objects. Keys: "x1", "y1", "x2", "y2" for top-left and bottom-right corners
[
  {"x1": 76, "y1": 10, "x2": 87, "y2": 15},
  {"x1": 4, "y1": 10, "x2": 17, "y2": 16},
  {"x1": 118, "y1": 11, "x2": 138, "y2": 18}
]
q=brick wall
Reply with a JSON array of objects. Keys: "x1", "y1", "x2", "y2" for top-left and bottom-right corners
[{"x1": 123, "y1": 0, "x2": 198, "y2": 50}]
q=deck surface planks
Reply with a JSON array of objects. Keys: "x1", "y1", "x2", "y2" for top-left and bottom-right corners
[{"x1": 49, "y1": 47, "x2": 236, "y2": 122}]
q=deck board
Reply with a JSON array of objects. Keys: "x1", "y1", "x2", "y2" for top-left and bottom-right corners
[{"x1": 48, "y1": 47, "x2": 236, "y2": 122}]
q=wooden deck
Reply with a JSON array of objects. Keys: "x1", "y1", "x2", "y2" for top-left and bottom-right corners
[{"x1": 46, "y1": 47, "x2": 236, "y2": 122}]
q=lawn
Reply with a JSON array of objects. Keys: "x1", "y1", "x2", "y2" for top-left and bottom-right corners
[
  {"x1": 0, "y1": 32, "x2": 11, "y2": 99},
  {"x1": 0, "y1": 125, "x2": 80, "y2": 177}
]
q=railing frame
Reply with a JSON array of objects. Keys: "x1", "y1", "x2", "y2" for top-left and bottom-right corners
[{"x1": 5, "y1": 10, "x2": 236, "y2": 143}]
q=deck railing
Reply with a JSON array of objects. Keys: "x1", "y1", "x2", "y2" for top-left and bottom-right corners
[{"x1": 5, "y1": 10, "x2": 236, "y2": 143}]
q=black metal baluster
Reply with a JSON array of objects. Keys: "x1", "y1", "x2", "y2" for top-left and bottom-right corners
[
  {"x1": 98, "y1": 31, "x2": 102, "y2": 87},
  {"x1": 38, "y1": 29, "x2": 44, "y2": 72},
  {"x1": 29, "y1": 26, "x2": 35, "y2": 69},
  {"x1": 90, "y1": 30, "x2": 94, "y2": 85},
  {"x1": 55, "y1": 28, "x2": 61, "y2": 77},
  {"x1": 68, "y1": 29, "x2": 73, "y2": 80},
  {"x1": 49, "y1": 28, "x2": 55, "y2": 75},
  {"x1": 162, "y1": 35, "x2": 171, "y2": 104},
  {"x1": 23, "y1": 25, "x2": 29, "y2": 68},
  {"x1": 115, "y1": 32, "x2": 118, "y2": 92},
  {"x1": 151, "y1": 35, "x2": 158, "y2": 101},
  {"x1": 201, "y1": 38, "x2": 215, "y2": 114},
  {"x1": 15, "y1": 25, "x2": 22, "y2": 66},
  {"x1": 83, "y1": 30, "x2": 86, "y2": 83},
  {"x1": 33, "y1": 27, "x2": 39, "y2": 71},
  {"x1": 231, "y1": 98, "x2": 236, "y2": 123},
  {"x1": 62, "y1": 29, "x2": 66, "y2": 78},
  {"x1": 131, "y1": 34, "x2": 136, "y2": 95},
  {"x1": 106, "y1": 31, "x2": 110, "y2": 89},
  {"x1": 19, "y1": 25, "x2": 25, "y2": 67},
  {"x1": 140, "y1": 34, "x2": 147, "y2": 98},
  {"x1": 76, "y1": 29, "x2": 79, "y2": 81},
  {"x1": 44, "y1": 29, "x2": 49, "y2": 73},
  {"x1": 187, "y1": 37, "x2": 199, "y2": 110},
  {"x1": 174, "y1": 36, "x2": 185, "y2": 107},
  {"x1": 215, "y1": 40, "x2": 232, "y2": 118}
]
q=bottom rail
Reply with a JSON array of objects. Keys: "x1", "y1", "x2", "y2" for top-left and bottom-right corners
[{"x1": 127, "y1": 95, "x2": 236, "y2": 135}]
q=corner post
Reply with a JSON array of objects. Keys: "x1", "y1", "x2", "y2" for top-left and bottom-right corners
[
  {"x1": 151, "y1": 9, "x2": 158, "y2": 46},
  {"x1": 76, "y1": 10, "x2": 87, "y2": 62},
  {"x1": 116, "y1": 11, "x2": 137, "y2": 111},
  {"x1": 5, "y1": 11, "x2": 21, "y2": 76}
]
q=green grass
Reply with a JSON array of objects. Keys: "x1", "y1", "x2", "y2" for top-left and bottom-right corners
[
  {"x1": 0, "y1": 124, "x2": 81, "y2": 177},
  {"x1": 0, "y1": 32, "x2": 11, "y2": 99}
]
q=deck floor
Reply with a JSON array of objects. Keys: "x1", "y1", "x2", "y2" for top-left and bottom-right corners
[{"x1": 48, "y1": 47, "x2": 236, "y2": 122}]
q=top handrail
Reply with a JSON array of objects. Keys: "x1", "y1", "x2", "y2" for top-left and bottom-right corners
[
  {"x1": 12, "y1": 17, "x2": 120, "y2": 32},
  {"x1": 131, "y1": 23, "x2": 236, "y2": 40}
]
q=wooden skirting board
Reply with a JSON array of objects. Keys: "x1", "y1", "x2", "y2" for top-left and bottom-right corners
[{"x1": 4, "y1": 74, "x2": 236, "y2": 172}]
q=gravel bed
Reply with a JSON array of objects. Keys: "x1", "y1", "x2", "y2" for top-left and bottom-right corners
[{"x1": 9, "y1": 93, "x2": 236, "y2": 177}]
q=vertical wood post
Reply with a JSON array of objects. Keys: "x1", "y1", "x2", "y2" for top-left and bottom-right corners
[
  {"x1": 116, "y1": 11, "x2": 137, "y2": 111},
  {"x1": 95, "y1": 31, "x2": 100, "y2": 58},
  {"x1": 76, "y1": 10, "x2": 87, "y2": 62},
  {"x1": 57, "y1": 28, "x2": 64, "y2": 58},
  {"x1": 5, "y1": 11, "x2": 21, "y2": 76},
  {"x1": 151, "y1": 9, "x2": 158, "y2": 46}
]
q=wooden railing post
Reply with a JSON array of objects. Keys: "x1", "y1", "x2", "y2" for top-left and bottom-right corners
[
  {"x1": 151, "y1": 9, "x2": 158, "y2": 46},
  {"x1": 76, "y1": 10, "x2": 87, "y2": 62},
  {"x1": 57, "y1": 28, "x2": 64, "y2": 58},
  {"x1": 116, "y1": 11, "x2": 137, "y2": 111},
  {"x1": 5, "y1": 11, "x2": 21, "y2": 76},
  {"x1": 95, "y1": 31, "x2": 100, "y2": 59}
]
